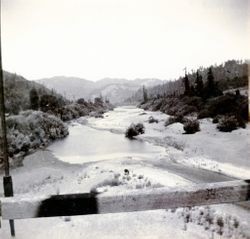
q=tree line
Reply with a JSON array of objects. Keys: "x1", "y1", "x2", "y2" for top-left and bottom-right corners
[
  {"x1": 128, "y1": 60, "x2": 247, "y2": 103},
  {"x1": 183, "y1": 67, "x2": 222, "y2": 99}
]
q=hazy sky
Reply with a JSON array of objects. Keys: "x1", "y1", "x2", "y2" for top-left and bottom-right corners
[{"x1": 1, "y1": 0, "x2": 249, "y2": 81}]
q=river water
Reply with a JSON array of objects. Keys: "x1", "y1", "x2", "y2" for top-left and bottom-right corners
[
  {"x1": 48, "y1": 123, "x2": 166, "y2": 164},
  {"x1": 48, "y1": 106, "x2": 234, "y2": 183},
  {"x1": 48, "y1": 106, "x2": 167, "y2": 164}
]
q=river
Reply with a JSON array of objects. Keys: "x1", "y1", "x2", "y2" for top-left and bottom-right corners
[{"x1": 48, "y1": 106, "x2": 234, "y2": 183}]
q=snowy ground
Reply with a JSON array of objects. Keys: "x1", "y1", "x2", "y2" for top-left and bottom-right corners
[{"x1": 0, "y1": 106, "x2": 250, "y2": 238}]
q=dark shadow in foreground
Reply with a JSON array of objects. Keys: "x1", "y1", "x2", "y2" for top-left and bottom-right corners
[{"x1": 37, "y1": 192, "x2": 99, "y2": 217}]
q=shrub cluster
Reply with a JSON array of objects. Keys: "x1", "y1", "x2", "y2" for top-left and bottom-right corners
[
  {"x1": 59, "y1": 104, "x2": 90, "y2": 121},
  {"x1": 125, "y1": 123, "x2": 145, "y2": 139},
  {"x1": 148, "y1": 116, "x2": 158, "y2": 124},
  {"x1": 217, "y1": 115, "x2": 238, "y2": 132},
  {"x1": 5, "y1": 110, "x2": 69, "y2": 160},
  {"x1": 183, "y1": 119, "x2": 200, "y2": 134},
  {"x1": 165, "y1": 115, "x2": 185, "y2": 127},
  {"x1": 30, "y1": 93, "x2": 112, "y2": 122},
  {"x1": 56, "y1": 99, "x2": 112, "y2": 122},
  {"x1": 141, "y1": 91, "x2": 248, "y2": 131},
  {"x1": 159, "y1": 97, "x2": 200, "y2": 117},
  {"x1": 212, "y1": 116, "x2": 219, "y2": 124},
  {"x1": 197, "y1": 109, "x2": 211, "y2": 119},
  {"x1": 198, "y1": 94, "x2": 248, "y2": 121}
]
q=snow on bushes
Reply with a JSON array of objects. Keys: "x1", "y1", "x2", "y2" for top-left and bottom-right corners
[
  {"x1": 6, "y1": 110, "x2": 68, "y2": 160},
  {"x1": 125, "y1": 123, "x2": 145, "y2": 139}
]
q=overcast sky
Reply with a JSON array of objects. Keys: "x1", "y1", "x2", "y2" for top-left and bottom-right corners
[{"x1": 1, "y1": 0, "x2": 249, "y2": 81}]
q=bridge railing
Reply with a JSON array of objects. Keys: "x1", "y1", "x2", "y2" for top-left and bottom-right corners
[{"x1": 0, "y1": 179, "x2": 249, "y2": 220}]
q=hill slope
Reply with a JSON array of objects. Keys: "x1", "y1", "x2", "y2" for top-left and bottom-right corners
[
  {"x1": 137, "y1": 60, "x2": 248, "y2": 132},
  {"x1": 36, "y1": 77, "x2": 163, "y2": 104},
  {"x1": 37, "y1": 76, "x2": 95, "y2": 100},
  {"x1": 126, "y1": 60, "x2": 248, "y2": 104},
  {"x1": 4, "y1": 71, "x2": 66, "y2": 114}
]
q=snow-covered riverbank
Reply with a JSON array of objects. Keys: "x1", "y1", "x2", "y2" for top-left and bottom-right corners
[{"x1": 0, "y1": 106, "x2": 250, "y2": 239}]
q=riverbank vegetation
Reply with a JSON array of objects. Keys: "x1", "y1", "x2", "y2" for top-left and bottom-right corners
[
  {"x1": 125, "y1": 123, "x2": 145, "y2": 139},
  {"x1": 1, "y1": 71, "x2": 113, "y2": 169},
  {"x1": 5, "y1": 111, "x2": 69, "y2": 167},
  {"x1": 136, "y1": 60, "x2": 248, "y2": 132}
]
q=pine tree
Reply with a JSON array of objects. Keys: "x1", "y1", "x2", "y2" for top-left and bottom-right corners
[
  {"x1": 194, "y1": 71, "x2": 203, "y2": 97},
  {"x1": 40, "y1": 94, "x2": 59, "y2": 112},
  {"x1": 205, "y1": 67, "x2": 222, "y2": 98},
  {"x1": 183, "y1": 74, "x2": 190, "y2": 96},
  {"x1": 29, "y1": 88, "x2": 39, "y2": 110},
  {"x1": 142, "y1": 85, "x2": 148, "y2": 102},
  {"x1": 190, "y1": 85, "x2": 195, "y2": 96},
  {"x1": 207, "y1": 67, "x2": 215, "y2": 94}
]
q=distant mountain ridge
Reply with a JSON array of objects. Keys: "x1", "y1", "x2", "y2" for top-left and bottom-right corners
[
  {"x1": 36, "y1": 76, "x2": 95, "y2": 100},
  {"x1": 36, "y1": 77, "x2": 163, "y2": 104}
]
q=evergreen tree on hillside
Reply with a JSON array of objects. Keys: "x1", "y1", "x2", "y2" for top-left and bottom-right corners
[
  {"x1": 143, "y1": 85, "x2": 148, "y2": 102},
  {"x1": 204, "y1": 67, "x2": 222, "y2": 98},
  {"x1": 29, "y1": 88, "x2": 39, "y2": 110},
  {"x1": 77, "y1": 98, "x2": 85, "y2": 104},
  {"x1": 194, "y1": 71, "x2": 204, "y2": 97},
  {"x1": 190, "y1": 85, "x2": 195, "y2": 96},
  {"x1": 40, "y1": 94, "x2": 60, "y2": 112},
  {"x1": 207, "y1": 67, "x2": 215, "y2": 94},
  {"x1": 94, "y1": 96, "x2": 103, "y2": 105},
  {"x1": 183, "y1": 74, "x2": 190, "y2": 96}
]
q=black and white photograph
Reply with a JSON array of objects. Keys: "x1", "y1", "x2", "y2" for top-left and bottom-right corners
[{"x1": 0, "y1": 0, "x2": 249, "y2": 238}]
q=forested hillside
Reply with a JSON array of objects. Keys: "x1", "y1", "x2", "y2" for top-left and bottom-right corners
[
  {"x1": 4, "y1": 71, "x2": 66, "y2": 115},
  {"x1": 126, "y1": 60, "x2": 248, "y2": 103},
  {"x1": 135, "y1": 60, "x2": 248, "y2": 133}
]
